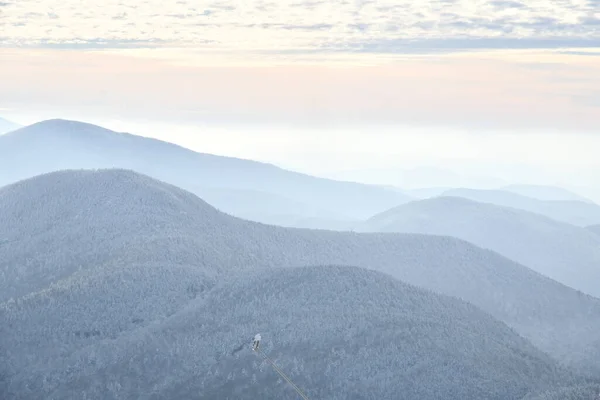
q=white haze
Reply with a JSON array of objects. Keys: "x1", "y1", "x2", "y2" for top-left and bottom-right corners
[
  {"x1": 8, "y1": 112, "x2": 599, "y2": 202},
  {"x1": 3, "y1": 120, "x2": 600, "y2": 399}
]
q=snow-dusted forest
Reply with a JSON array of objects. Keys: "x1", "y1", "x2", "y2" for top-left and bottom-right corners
[{"x1": 2, "y1": 121, "x2": 600, "y2": 399}]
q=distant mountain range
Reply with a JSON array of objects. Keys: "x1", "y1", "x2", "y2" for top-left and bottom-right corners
[
  {"x1": 3, "y1": 117, "x2": 600, "y2": 398},
  {"x1": 0, "y1": 117, "x2": 21, "y2": 134},
  {"x1": 325, "y1": 166, "x2": 508, "y2": 189},
  {"x1": 193, "y1": 186, "x2": 359, "y2": 230},
  {"x1": 406, "y1": 184, "x2": 594, "y2": 204},
  {"x1": 358, "y1": 196, "x2": 600, "y2": 298},
  {"x1": 0, "y1": 119, "x2": 412, "y2": 227},
  {"x1": 441, "y1": 188, "x2": 600, "y2": 226},
  {"x1": 501, "y1": 184, "x2": 595, "y2": 203},
  {"x1": 405, "y1": 186, "x2": 453, "y2": 199},
  {"x1": 4, "y1": 118, "x2": 598, "y2": 230},
  {"x1": 2, "y1": 169, "x2": 600, "y2": 400}
]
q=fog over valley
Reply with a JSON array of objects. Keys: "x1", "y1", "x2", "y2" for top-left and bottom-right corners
[
  {"x1": 2, "y1": 1, "x2": 600, "y2": 396},
  {"x1": 1, "y1": 126, "x2": 600, "y2": 398}
]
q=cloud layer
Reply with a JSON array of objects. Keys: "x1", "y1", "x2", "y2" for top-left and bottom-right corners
[{"x1": 1, "y1": 0, "x2": 599, "y2": 52}]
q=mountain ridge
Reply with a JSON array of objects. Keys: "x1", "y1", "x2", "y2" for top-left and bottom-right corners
[
  {"x1": 3, "y1": 265, "x2": 584, "y2": 399},
  {"x1": 501, "y1": 184, "x2": 595, "y2": 204},
  {"x1": 441, "y1": 188, "x2": 600, "y2": 226},
  {"x1": 2, "y1": 169, "x2": 600, "y2": 379},
  {"x1": 358, "y1": 195, "x2": 600, "y2": 298},
  {"x1": 0, "y1": 119, "x2": 413, "y2": 225}
]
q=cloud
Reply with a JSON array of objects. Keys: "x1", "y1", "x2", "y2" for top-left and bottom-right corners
[
  {"x1": 0, "y1": 38, "x2": 172, "y2": 50},
  {"x1": 291, "y1": 1, "x2": 325, "y2": 10},
  {"x1": 278, "y1": 23, "x2": 333, "y2": 31},
  {"x1": 489, "y1": 0, "x2": 525, "y2": 9},
  {"x1": 326, "y1": 37, "x2": 600, "y2": 54},
  {"x1": 0, "y1": 0, "x2": 598, "y2": 55},
  {"x1": 560, "y1": 50, "x2": 600, "y2": 56},
  {"x1": 572, "y1": 92, "x2": 600, "y2": 108},
  {"x1": 580, "y1": 16, "x2": 600, "y2": 25}
]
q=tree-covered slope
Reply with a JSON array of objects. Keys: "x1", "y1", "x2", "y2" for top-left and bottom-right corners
[
  {"x1": 2, "y1": 169, "x2": 600, "y2": 383},
  {"x1": 523, "y1": 384, "x2": 600, "y2": 400},
  {"x1": 358, "y1": 196, "x2": 600, "y2": 298},
  {"x1": 0, "y1": 119, "x2": 412, "y2": 224},
  {"x1": 3, "y1": 266, "x2": 582, "y2": 400}
]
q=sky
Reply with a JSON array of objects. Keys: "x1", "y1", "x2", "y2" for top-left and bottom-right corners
[{"x1": 1, "y1": 0, "x2": 600, "y2": 195}]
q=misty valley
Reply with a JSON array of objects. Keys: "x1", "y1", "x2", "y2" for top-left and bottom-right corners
[{"x1": 1, "y1": 120, "x2": 600, "y2": 400}]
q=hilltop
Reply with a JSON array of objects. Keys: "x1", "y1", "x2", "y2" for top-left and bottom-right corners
[
  {"x1": 442, "y1": 188, "x2": 600, "y2": 226},
  {"x1": 0, "y1": 119, "x2": 412, "y2": 225},
  {"x1": 501, "y1": 184, "x2": 595, "y2": 203},
  {"x1": 2, "y1": 169, "x2": 600, "y2": 383},
  {"x1": 358, "y1": 196, "x2": 600, "y2": 298}
]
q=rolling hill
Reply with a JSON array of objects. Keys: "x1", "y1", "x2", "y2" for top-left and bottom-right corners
[
  {"x1": 3, "y1": 266, "x2": 582, "y2": 399},
  {"x1": 405, "y1": 186, "x2": 453, "y2": 199},
  {"x1": 0, "y1": 119, "x2": 412, "y2": 226},
  {"x1": 326, "y1": 166, "x2": 506, "y2": 189},
  {"x1": 194, "y1": 186, "x2": 359, "y2": 230},
  {"x1": 2, "y1": 169, "x2": 600, "y2": 385},
  {"x1": 358, "y1": 196, "x2": 600, "y2": 298},
  {"x1": 442, "y1": 188, "x2": 600, "y2": 226},
  {"x1": 501, "y1": 184, "x2": 595, "y2": 203}
]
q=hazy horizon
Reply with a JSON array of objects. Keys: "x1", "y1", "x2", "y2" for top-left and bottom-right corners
[
  {"x1": 1, "y1": 0, "x2": 599, "y2": 197},
  {"x1": 3, "y1": 3, "x2": 600, "y2": 397},
  {"x1": 3, "y1": 115, "x2": 600, "y2": 202}
]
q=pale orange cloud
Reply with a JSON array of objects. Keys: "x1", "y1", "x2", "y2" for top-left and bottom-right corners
[
  {"x1": 1, "y1": 48, "x2": 599, "y2": 131},
  {"x1": 2, "y1": 48, "x2": 600, "y2": 201}
]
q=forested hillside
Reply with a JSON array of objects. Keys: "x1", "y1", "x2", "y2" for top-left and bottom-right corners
[
  {"x1": 523, "y1": 384, "x2": 600, "y2": 400},
  {"x1": 358, "y1": 196, "x2": 600, "y2": 298},
  {"x1": 4, "y1": 0, "x2": 600, "y2": 397},
  {"x1": 0, "y1": 119, "x2": 411, "y2": 225},
  {"x1": 2, "y1": 266, "x2": 583, "y2": 399},
  {"x1": 2, "y1": 169, "x2": 600, "y2": 399}
]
